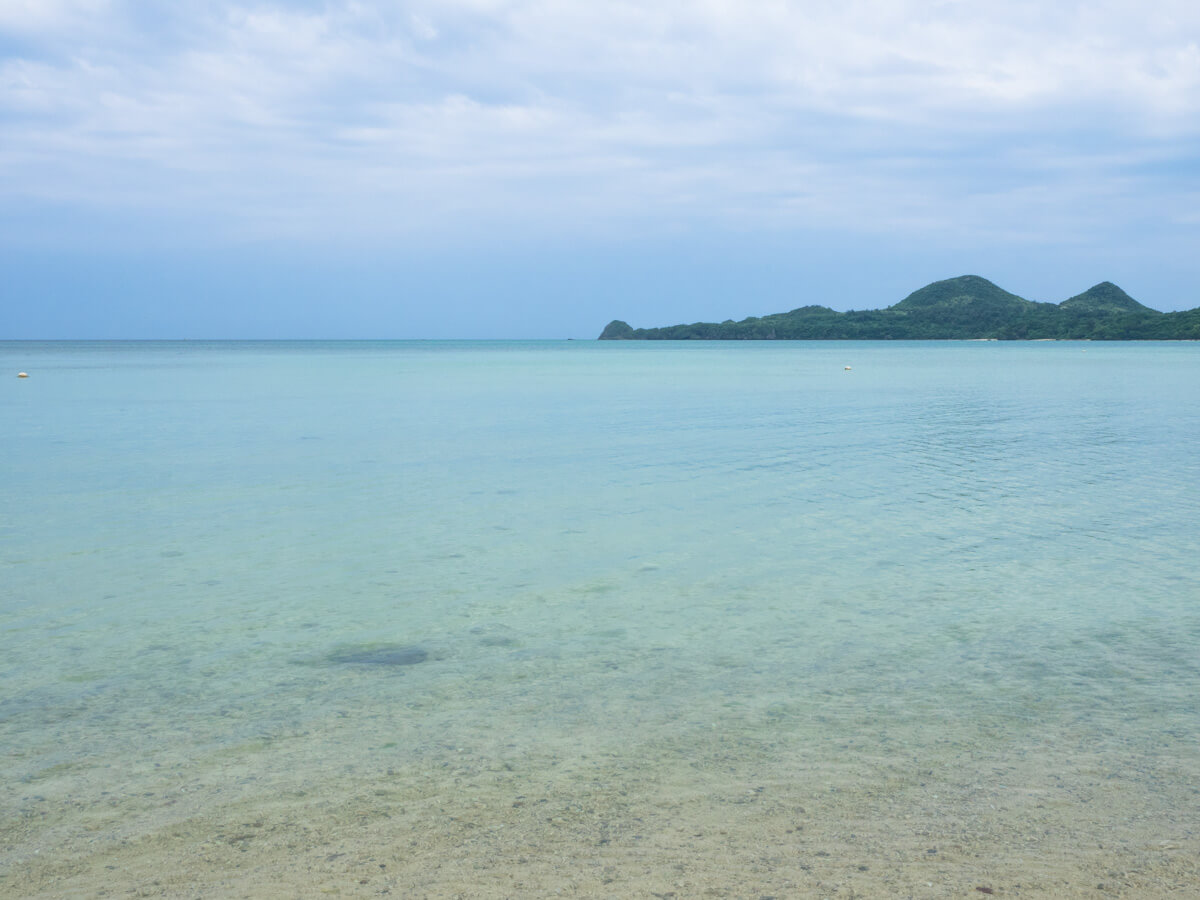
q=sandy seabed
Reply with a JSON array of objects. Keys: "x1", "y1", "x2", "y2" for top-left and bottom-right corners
[{"x1": 5, "y1": 689, "x2": 1198, "y2": 900}]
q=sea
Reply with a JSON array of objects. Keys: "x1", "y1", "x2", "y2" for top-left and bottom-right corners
[{"x1": 2, "y1": 340, "x2": 1198, "y2": 898}]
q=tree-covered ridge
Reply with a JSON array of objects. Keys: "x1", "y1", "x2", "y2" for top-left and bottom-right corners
[{"x1": 598, "y1": 275, "x2": 1200, "y2": 340}]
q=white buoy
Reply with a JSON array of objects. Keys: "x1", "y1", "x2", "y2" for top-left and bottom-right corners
[{"x1": 17, "y1": 372, "x2": 28, "y2": 378}]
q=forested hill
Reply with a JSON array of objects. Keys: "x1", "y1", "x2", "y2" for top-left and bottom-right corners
[{"x1": 598, "y1": 275, "x2": 1200, "y2": 340}]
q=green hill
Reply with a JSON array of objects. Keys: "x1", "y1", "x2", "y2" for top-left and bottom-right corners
[
  {"x1": 1059, "y1": 282, "x2": 1154, "y2": 315},
  {"x1": 599, "y1": 276, "x2": 1196, "y2": 340},
  {"x1": 891, "y1": 275, "x2": 1030, "y2": 311}
]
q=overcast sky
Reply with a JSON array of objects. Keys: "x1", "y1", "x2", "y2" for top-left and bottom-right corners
[{"x1": 3, "y1": 0, "x2": 1199, "y2": 337}]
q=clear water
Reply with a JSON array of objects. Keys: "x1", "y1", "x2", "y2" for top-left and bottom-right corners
[{"x1": 3, "y1": 340, "x2": 1199, "y2": 896}]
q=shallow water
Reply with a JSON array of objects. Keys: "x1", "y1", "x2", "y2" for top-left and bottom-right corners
[{"x1": 2, "y1": 340, "x2": 1199, "y2": 897}]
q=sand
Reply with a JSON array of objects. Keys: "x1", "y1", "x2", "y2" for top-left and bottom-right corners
[{"x1": 5, "y1": 702, "x2": 1198, "y2": 899}]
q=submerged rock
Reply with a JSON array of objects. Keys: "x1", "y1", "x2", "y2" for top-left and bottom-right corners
[{"x1": 327, "y1": 644, "x2": 428, "y2": 667}]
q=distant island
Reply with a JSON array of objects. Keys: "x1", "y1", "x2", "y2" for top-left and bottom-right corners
[{"x1": 599, "y1": 275, "x2": 1200, "y2": 340}]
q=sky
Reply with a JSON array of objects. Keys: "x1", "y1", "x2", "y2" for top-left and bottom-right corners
[{"x1": 2, "y1": 0, "x2": 1199, "y2": 338}]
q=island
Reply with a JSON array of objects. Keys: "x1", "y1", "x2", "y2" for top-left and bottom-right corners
[{"x1": 599, "y1": 275, "x2": 1200, "y2": 340}]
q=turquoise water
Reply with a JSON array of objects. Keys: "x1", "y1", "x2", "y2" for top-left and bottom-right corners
[{"x1": 3, "y1": 340, "x2": 1199, "y2": 896}]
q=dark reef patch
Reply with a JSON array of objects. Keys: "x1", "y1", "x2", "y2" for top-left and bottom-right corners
[
  {"x1": 478, "y1": 635, "x2": 519, "y2": 648},
  {"x1": 327, "y1": 644, "x2": 428, "y2": 667}
]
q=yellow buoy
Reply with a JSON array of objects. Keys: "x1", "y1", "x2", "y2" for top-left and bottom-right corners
[{"x1": 17, "y1": 372, "x2": 28, "y2": 378}]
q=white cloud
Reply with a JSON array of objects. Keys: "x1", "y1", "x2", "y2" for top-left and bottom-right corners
[
  {"x1": 0, "y1": 0, "x2": 111, "y2": 33},
  {"x1": 1, "y1": 0, "x2": 1199, "y2": 247}
]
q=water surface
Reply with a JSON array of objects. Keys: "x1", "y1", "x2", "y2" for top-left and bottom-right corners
[{"x1": 2, "y1": 340, "x2": 1198, "y2": 897}]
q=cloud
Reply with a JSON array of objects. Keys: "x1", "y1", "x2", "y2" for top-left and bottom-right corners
[
  {"x1": 1, "y1": 0, "x2": 1199, "y2": 249},
  {"x1": 0, "y1": 0, "x2": 112, "y2": 34}
]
